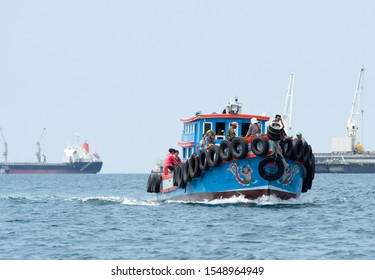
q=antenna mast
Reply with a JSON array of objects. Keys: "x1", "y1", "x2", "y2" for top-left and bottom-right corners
[
  {"x1": 0, "y1": 128, "x2": 8, "y2": 162},
  {"x1": 36, "y1": 128, "x2": 46, "y2": 163},
  {"x1": 347, "y1": 66, "x2": 364, "y2": 150},
  {"x1": 283, "y1": 72, "x2": 295, "y2": 136}
]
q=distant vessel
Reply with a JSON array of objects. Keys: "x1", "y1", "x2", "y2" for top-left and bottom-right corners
[
  {"x1": 0, "y1": 129, "x2": 102, "y2": 174},
  {"x1": 314, "y1": 66, "x2": 375, "y2": 173}
]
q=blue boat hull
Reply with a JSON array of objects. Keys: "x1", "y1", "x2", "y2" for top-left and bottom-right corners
[{"x1": 156, "y1": 157, "x2": 306, "y2": 201}]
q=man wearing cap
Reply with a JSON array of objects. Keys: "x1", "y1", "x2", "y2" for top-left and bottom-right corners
[
  {"x1": 296, "y1": 132, "x2": 306, "y2": 143},
  {"x1": 245, "y1": 117, "x2": 261, "y2": 138},
  {"x1": 203, "y1": 130, "x2": 216, "y2": 150},
  {"x1": 226, "y1": 122, "x2": 238, "y2": 141}
]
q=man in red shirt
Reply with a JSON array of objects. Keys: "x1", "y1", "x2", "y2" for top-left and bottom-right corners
[{"x1": 164, "y1": 148, "x2": 178, "y2": 171}]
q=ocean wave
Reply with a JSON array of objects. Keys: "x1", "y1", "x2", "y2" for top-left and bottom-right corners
[
  {"x1": 167, "y1": 194, "x2": 314, "y2": 207},
  {"x1": 0, "y1": 195, "x2": 59, "y2": 202},
  {"x1": 121, "y1": 197, "x2": 160, "y2": 206},
  {"x1": 78, "y1": 196, "x2": 124, "y2": 203},
  {"x1": 76, "y1": 196, "x2": 160, "y2": 206},
  {"x1": 1, "y1": 193, "x2": 314, "y2": 208}
]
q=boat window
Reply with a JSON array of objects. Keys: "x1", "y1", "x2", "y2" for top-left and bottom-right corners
[
  {"x1": 183, "y1": 124, "x2": 196, "y2": 134},
  {"x1": 203, "y1": 122, "x2": 212, "y2": 134},
  {"x1": 241, "y1": 123, "x2": 249, "y2": 137},
  {"x1": 183, "y1": 147, "x2": 194, "y2": 159},
  {"x1": 215, "y1": 122, "x2": 226, "y2": 140},
  {"x1": 188, "y1": 147, "x2": 193, "y2": 158},
  {"x1": 241, "y1": 123, "x2": 263, "y2": 136}
]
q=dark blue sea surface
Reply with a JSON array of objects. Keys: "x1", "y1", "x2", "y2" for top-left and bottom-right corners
[{"x1": 1, "y1": 174, "x2": 375, "y2": 260}]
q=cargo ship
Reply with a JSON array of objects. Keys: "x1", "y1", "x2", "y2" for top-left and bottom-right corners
[
  {"x1": 314, "y1": 66, "x2": 375, "y2": 173},
  {"x1": 0, "y1": 130, "x2": 102, "y2": 174}
]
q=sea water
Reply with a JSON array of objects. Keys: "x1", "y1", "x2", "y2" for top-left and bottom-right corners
[{"x1": 1, "y1": 173, "x2": 374, "y2": 260}]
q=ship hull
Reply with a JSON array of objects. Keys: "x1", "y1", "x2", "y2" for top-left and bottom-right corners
[
  {"x1": 315, "y1": 153, "x2": 375, "y2": 173},
  {"x1": 155, "y1": 156, "x2": 306, "y2": 202},
  {"x1": 0, "y1": 162, "x2": 103, "y2": 174},
  {"x1": 315, "y1": 162, "x2": 375, "y2": 173}
]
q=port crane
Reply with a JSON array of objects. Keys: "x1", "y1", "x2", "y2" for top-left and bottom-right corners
[
  {"x1": 347, "y1": 66, "x2": 364, "y2": 151},
  {"x1": 282, "y1": 72, "x2": 295, "y2": 137},
  {"x1": 36, "y1": 128, "x2": 46, "y2": 163},
  {"x1": 0, "y1": 128, "x2": 8, "y2": 162}
]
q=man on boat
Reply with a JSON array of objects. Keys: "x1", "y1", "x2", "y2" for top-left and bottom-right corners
[
  {"x1": 203, "y1": 130, "x2": 216, "y2": 150},
  {"x1": 226, "y1": 122, "x2": 238, "y2": 141},
  {"x1": 245, "y1": 118, "x2": 261, "y2": 140},
  {"x1": 296, "y1": 132, "x2": 306, "y2": 143},
  {"x1": 174, "y1": 150, "x2": 182, "y2": 165},
  {"x1": 164, "y1": 148, "x2": 178, "y2": 172},
  {"x1": 273, "y1": 114, "x2": 286, "y2": 137},
  {"x1": 270, "y1": 114, "x2": 290, "y2": 173}
]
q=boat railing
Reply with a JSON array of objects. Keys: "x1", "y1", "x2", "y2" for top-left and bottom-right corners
[
  {"x1": 0, "y1": 162, "x2": 67, "y2": 166},
  {"x1": 314, "y1": 151, "x2": 375, "y2": 157}
]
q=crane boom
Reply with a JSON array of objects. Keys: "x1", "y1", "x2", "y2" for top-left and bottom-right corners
[
  {"x1": 283, "y1": 72, "x2": 295, "y2": 136},
  {"x1": 347, "y1": 66, "x2": 364, "y2": 150},
  {"x1": 0, "y1": 128, "x2": 8, "y2": 162},
  {"x1": 36, "y1": 128, "x2": 46, "y2": 163}
]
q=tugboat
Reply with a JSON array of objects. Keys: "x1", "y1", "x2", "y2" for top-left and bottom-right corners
[{"x1": 147, "y1": 97, "x2": 315, "y2": 201}]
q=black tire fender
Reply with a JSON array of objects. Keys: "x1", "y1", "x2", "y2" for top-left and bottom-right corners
[
  {"x1": 306, "y1": 145, "x2": 313, "y2": 166},
  {"x1": 188, "y1": 155, "x2": 201, "y2": 178},
  {"x1": 258, "y1": 155, "x2": 284, "y2": 181},
  {"x1": 267, "y1": 123, "x2": 283, "y2": 141},
  {"x1": 207, "y1": 145, "x2": 222, "y2": 167},
  {"x1": 173, "y1": 165, "x2": 179, "y2": 186},
  {"x1": 146, "y1": 174, "x2": 153, "y2": 192},
  {"x1": 310, "y1": 154, "x2": 315, "y2": 180},
  {"x1": 219, "y1": 140, "x2": 233, "y2": 161},
  {"x1": 230, "y1": 137, "x2": 248, "y2": 159},
  {"x1": 281, "y1": 138, "x2": 293, "y2": 158},
  {"x1": 302, "y1": 157, "x2": 314, "y2": 192},
  {"x1": 199, "y1": 149, "x2": 210, "y2": 171},
  {"x1": 302, "y1": 142, "x2": 310, "y2": 163},
  {"x1": 153, "y1": 174, "x2": 161, "y2": 193},
  {"x1": 251, "y1": 136, "x2": 269, "y2": 157},
  {"x1": 147, "y1": 173, "x2": 161, "y2": 193},
  {"x1": 176, "y1": 163, "x2": 187, "y2": 188},
  {"x1": 182, "y1": 160, "x2": 191, "y2": 183},
  {"x1": 293, "y1": 139, "x2": 304, "y2": 161}
]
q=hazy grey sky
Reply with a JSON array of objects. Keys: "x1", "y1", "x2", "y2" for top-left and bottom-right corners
[{"x1": 1, "y1": 0, "x2": 374, "y2": 173}]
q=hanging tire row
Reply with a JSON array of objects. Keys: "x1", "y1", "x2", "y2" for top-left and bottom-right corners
[
  {"x1": 147, "y1": 134, "x2": 315, "y2": 192},
  {"x1": 147, "y1": 172, "x2": 162, "y2": 193},
  {"x1": 172, "y1": 134, "x2": 313, "y2": 189},
  {"x1": 279, "y1": 137, "x2": 315, "y2": 191}
]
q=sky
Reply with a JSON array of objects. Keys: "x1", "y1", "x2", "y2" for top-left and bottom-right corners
[{"x1": 0, "y1": 0, "x2": 374, "y2": 173}]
